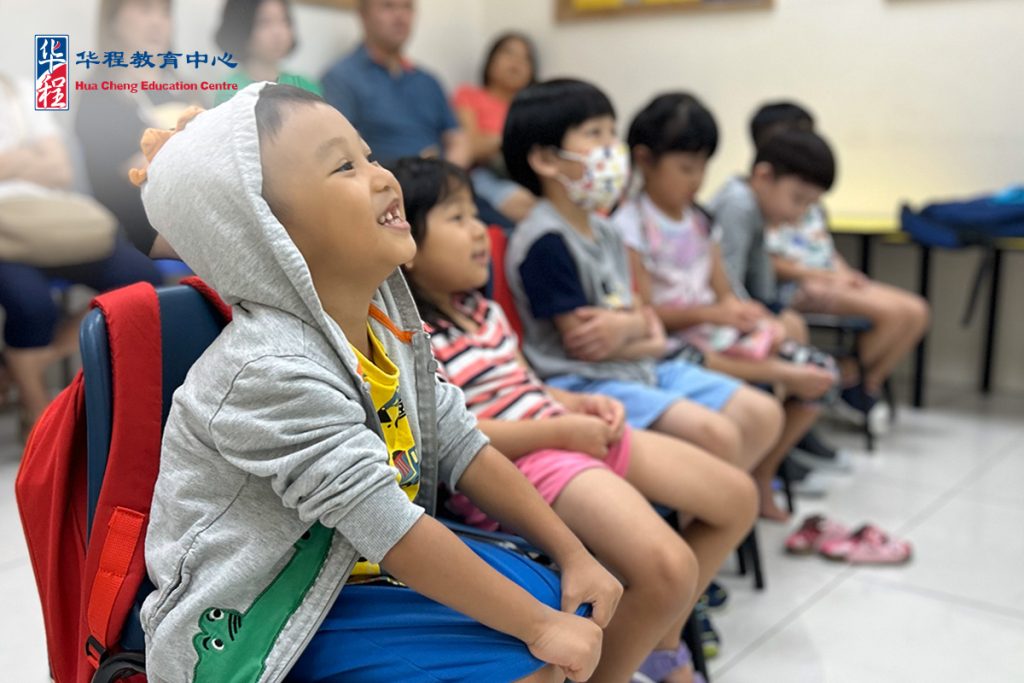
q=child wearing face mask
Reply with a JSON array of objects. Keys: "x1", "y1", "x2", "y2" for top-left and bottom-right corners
[
  {"x1": 502, "y1": 79, "x2": 784, "y2": 487},
  {"x1": 392, "y1": 156, "x2": 761, "y2": 683}
]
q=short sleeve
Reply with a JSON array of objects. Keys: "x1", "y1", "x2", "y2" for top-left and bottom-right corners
[
  {"x1": 426, "y1": 74, "x2": 458, "y2": 133},
  {"x1": 610, "y1": 201, "x2": 647, "y2": 256},
  {"x1": 451, "y1": 84, "x2": 479, "y2": 111},
  {"x1": 518, "y1": 232, "x2": 589, "y2": 319},
  {"x1": 712, "y1": 193, "x2": 760, "y2": 298}
]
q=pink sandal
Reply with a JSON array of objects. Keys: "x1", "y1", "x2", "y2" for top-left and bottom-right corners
[
  {"x1": 819, "y1": 524, "x2": 912, "y2": 565},
  {"x1": 784, "y1": 514, "x2": 849, "y2": 555}
]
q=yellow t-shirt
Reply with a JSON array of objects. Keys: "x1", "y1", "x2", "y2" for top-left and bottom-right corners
[{"x1": 350, "y1": 325, "x2": 421, "y2": 579}]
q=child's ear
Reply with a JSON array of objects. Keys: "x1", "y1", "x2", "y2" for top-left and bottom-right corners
[
  {"x1": 633, "y1": 145, "x2": 654, "y2": 171},
  {"x1": 750, "y1": 161, "x2": 775, "y2": 186},
  {"x1": 527, "y1": 145, "x2": 561, "y2": 181}
]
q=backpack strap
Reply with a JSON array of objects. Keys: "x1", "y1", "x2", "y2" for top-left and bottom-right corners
[
  {"x1": 182, "y1": 275, "x2": 233, "y2": 322},
  {"x1": 81, "y1": 283, "x2": 163, "y2": 670}
]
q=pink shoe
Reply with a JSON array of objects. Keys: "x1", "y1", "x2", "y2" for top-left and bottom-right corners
[
  {"x1": 785, "y1": 514, "x2": 849, "y2": 555},
  {"x1": 819, "y1": 524, "x2": 912, "y2": 565}
]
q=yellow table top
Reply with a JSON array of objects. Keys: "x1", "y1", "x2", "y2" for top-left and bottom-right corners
[
  {"x1": 829, "y1": 214, "x2": 1024, "y2": 250},
  {"x1": 829, "y1": 215, "x2": 900, "y2": 235}
]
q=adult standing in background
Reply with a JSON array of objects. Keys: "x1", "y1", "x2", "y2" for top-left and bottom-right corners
[
  {"x1": 213, "y1": 0, "x2": 321, "y2": 106},
  {"x1": 321, "y1": 0, "x2": 470, "y2": 168}
]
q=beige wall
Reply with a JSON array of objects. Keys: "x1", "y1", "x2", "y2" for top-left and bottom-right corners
[
  {"x1": 478, "y1": 0, "x2": 1024, "y2": 395},
  {"x1": 480, "y1": 0, "x2": 1024, "y2": 216},
  {"x1": 3, "y1": 0, "x2": 1022, "y2": 394}
]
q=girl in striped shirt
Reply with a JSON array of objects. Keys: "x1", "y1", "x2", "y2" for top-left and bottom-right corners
[{"x1": 392, "y1": 156, "x2": 759, "y2": 683}]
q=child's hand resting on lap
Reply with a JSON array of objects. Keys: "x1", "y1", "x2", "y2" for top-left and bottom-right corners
[
  {"x1": 529, "y1": 547, "x2": 621, "y2": 680},
  {"x1": 575, "y1": 393, "x2": 626, "y2": 442},
  {"x1": 527, "y1": 609, "x2": 604, "y2": 682},
  {"x1": 782, "y1": 363, "x2": 836, "y2": 401},
  {"x1": 551, "y1": 414, "x2": 615, "y2": 458}
]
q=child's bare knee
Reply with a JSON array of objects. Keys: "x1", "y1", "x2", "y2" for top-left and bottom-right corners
[
  {"x1": 752, "y1": 391, "x2": 785, "y2": 445},
  {"x1": 907, "y1": 294, "x2": 931, "y2": 331},
  {"x1": 705, "y1": 416, "x2": 743, "y2": 466},
  {"x1": 636, "y1": 537, "x2": 699, "y2": 610}
]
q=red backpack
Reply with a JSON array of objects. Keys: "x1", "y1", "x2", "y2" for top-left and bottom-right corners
[{"x1": 16, "y1": 278, "x2": 230, "y2": 683}]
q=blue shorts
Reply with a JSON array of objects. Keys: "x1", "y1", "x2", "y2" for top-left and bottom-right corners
[
  {"x1": 287, "y1": 536, "x2": 565, "y2": 683},
  {"x1": 548, "y1": 360, "x2": 743, "y2": 429}
]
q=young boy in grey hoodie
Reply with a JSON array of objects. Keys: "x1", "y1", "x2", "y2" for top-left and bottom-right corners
[{"x1": 134, "y1": 82, "x2": 620, "y2": 683}]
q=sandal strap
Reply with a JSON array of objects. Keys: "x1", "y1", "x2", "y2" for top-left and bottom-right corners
[{"x1": 636, "y1": 643, "x2": 693, "y2": 682}]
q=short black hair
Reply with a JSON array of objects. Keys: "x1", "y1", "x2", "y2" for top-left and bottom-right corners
[
  {"x1": 254, "y1": 83, "x2": 325, "y2": 141},
  {"x1": 481, "y1": 32, "x2": 538, "y2": 88},
  {"x1": 750, "y1": 101, "x2": 814, "y2": 149},
  {"x1": 216, "y1": 0, "x2": 297, "y2": 63},
  {"x1": 388, "y1": 156, "x2": 476, "y2": 330},
  {"x1": 502, "y1": 78, "x2": 616, "y2": 196},
  {"x1": 627, "y1": 92, "x2": 718, "y2": 161},
  {"x1": 754, "y1": 128, "x2": 836, "y2": 191}
]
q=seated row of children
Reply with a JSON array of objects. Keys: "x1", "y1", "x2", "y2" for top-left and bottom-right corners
[{"x1": 132, "y1": 74, "x2": 927, "y2": 682}]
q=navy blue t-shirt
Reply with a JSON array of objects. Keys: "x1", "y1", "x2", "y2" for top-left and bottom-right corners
[{"x1": 322, "y1": 44, "x2": 459, "y2": 163}]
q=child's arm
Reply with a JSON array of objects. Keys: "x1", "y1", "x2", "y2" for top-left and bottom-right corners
[
  {"x1": 381, "y1": 513, "x2": 605, "y2": 681},
  {"x1": 830, "y1": 252, "x2": 870, "y2": 287},
  {"x1": 771, "y1": 253, "x2": 821, "y2": 283},
  {"x1": 212, "y1": 357, "x2": 609, "y2": 680},
  {"x1": 554, "y1": 306, "x2": 659, "y2": 362},
  {"x1": 551, "y1": 390, "x2": 627, "y2": 444},
  {"x1": 629, "y1": 246, "x2": 723, "y2": 333},
  {"x1": 454, "y1": 105, "x2": 502, "y2": 165},
  {"x1": 455, "y1": 445, "x2": 623, "y2": 626},
  {"x1": 772, "y1": 253, "x2": 866, "y2": 289}
]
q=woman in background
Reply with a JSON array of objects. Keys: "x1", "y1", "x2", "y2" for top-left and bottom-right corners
[{"x1": 214, "y1": 0, "x2": 320, "y2": 106}]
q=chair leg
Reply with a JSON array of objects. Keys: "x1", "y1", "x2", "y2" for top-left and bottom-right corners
[
  {"x1": 683, "y1": 612, "x2": 709, "y2": 680},
  {"x1": 736, "y1": 542, "x2": 748, "y2": 576},
  {"x1": 780, "y1": 461, "x2": 796, "y2": 514},
  {"x1": 746, "y1": 528, "x2": 765, "y2": 591},
  {"x1": 883, "y1": 378, "x2": 897, "y2": 423},
  {"x1": 855, "y1": 336, "x2": 875, "y2": 453}
]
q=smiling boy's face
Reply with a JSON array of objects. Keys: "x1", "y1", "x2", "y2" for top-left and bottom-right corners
[{"x1": 259, "y1": 102, "x2": 416, "y2": 291}]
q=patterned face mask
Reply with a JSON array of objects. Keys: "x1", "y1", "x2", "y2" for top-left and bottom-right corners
[{"x1": 555, "y1": 142, "x2": 631, "y2": 213}]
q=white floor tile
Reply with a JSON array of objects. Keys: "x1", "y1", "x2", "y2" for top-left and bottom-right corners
[
  {"x1": 958, "y1": 449, "x2": 1024, "y2": 511},
  {"x1": 0, "y1": 560, "x2": 51, "y2": 681},
  {"x1": 822, "y1": 407, "x2": 1019, "y2": 493},
  {"x1": 856, "y1": 493, "x2": 1024, "y2": 615},
  {"x1": 0, "y1": 461, "x2": 30, "y2": 566},
  {"x1": 0, "y1": 389, "x2": 1022, "y2": 681},
  {"x1": 715, "y1": 576, "x2": 1024, "y2": 683}
]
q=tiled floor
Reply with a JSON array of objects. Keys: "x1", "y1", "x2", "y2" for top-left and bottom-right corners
[{"x1": 1, "y1": 388, "x2": 1022, "y2": 681}]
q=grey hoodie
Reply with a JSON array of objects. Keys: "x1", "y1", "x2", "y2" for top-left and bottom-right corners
[{"x1": 138, "y1": 82, "x2": 488, "y2": 682}]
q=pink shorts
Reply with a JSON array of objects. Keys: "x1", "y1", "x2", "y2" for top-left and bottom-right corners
[{"x1": 449, "y1": 426, "x2": 633, "y2": 531}]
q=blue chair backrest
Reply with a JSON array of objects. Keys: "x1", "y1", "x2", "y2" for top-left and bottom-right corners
[{"x1": 80, "y1": 284, "x2": 226, "y2": 651}]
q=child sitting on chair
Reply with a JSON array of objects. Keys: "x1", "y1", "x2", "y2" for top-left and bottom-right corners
[
  {"x1": 133, "y1": 82, "x2": 620, "y2": 683},
  {"x1": 502, "y1": 78, "x2": 785, "y2": 483},
  {"x1": 750, "y1": 101, "x2": 930, "y2": 414},
  {"x1": 611, "y1": 93, "x2": 838, "y2": 521},
  {"x1": 393, "y1": 155, "x2": 758, "y2": 682}
]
